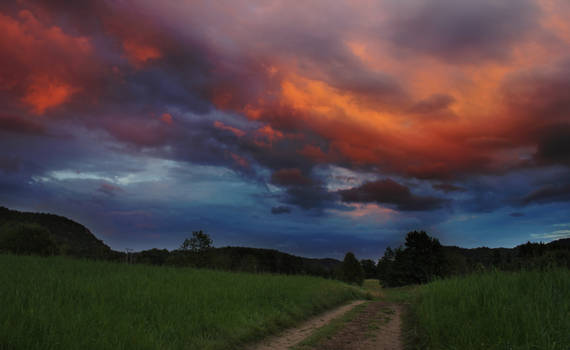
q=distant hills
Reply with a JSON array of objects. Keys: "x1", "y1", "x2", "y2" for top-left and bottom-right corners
[{"x1": 0, "y1": 206, "x2": 568, "y2": 278}]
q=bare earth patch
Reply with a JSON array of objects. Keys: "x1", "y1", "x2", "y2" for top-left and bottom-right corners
[
  {"x1": 250, "y1": 300, "x2": 366, "y2": 350},
  {"x1": 313, "y1": 301, "x2": 403, "y2": 350}
]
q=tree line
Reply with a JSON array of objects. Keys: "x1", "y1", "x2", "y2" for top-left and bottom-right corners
[{"x1": 1, "y1": 206, "x2": 568, "y2": 287}]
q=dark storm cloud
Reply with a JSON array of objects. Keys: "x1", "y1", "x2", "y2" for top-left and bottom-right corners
[
  {"x1": 0, "y1": 156, "x2": 21, "y2": 174},
  {"x1": 282, "y1": 185, "x2": 338, "y2": 211},
  {"x1": 340, "y1": 179, "x2": 446, "y2": 211},
  {"x1": 0, "y1": 114, "x2": 47, "y2": 135},
  {"x1": 270, "y1": 168, "x2": 314, "y2": 187},
  {"x1": 432, "y1": 183, "x2": 466, "y2": 193},
  {"x1": 270, "y1": 206, "x2": 291, "y2": 215},
  {"x1": 385, "y1": 0, "x2": 540, "y2": 63},
  {"x1": 535, "y1": 124, "x2": 570, "y2": 165},
  {"x1": 510, "y1": 212, "x2": 525, "y2": 217},
  {"x1": 521, "y1": 184, "x2": 570, "y2": 206}
]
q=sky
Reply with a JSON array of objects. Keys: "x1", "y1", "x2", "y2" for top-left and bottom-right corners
[{"x1": 0, "y1": 0, "x2": 569, "y2": 259}]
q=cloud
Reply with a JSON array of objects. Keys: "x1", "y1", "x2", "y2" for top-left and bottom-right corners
[
  {"x1": 385, "y1": 0, "x2": 540, "y2": 64},
  {"x1": 271, "y1": 206, "x2": 291, "y2": 215},
  {"x1": 409, "y1": 94, "x2": 455, "y2": 115},
  {"x1": 521, "y1": 184, "x2": 570, "y2": 206},
  {"x1": 509, "y1": 212, "x2": 525, "y2": 217},
  {"x1": 98, "y1": 183, "x2": 123, "y2": 196},
  {"x1": 432, "y1": 183, "x2": 466, "y2": 193},
  {"x1": 530, "y1": 230, "x2": 570, "y2": 240},
  {"x1": 535, "y1": 123, "x2": 570, "y2": 165},
  {"x1": 0, "y1": 114, "x2": 46, "y2": 135},
  {"x1": 339, "y1": 179, "x2": 446, "y2": 211},
  {"x1": 271, "y1": 168, "x2": 313, "y2": 187}
]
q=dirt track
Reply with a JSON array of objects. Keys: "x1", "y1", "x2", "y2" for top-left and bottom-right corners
[
  {"x1": 250, "y1": 300, "x2": 366, "y2": 350},
  {"x1": 250, "y1": 300, "x2": 402, "y2": 350}
]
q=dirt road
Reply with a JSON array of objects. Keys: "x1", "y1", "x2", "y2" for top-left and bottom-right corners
[
  {"x1": 250, "y1": 300, "x2": 366, "y2": 350},
  {"x1": 249, "y1": 300, "x2": 403, "y2": 350}
]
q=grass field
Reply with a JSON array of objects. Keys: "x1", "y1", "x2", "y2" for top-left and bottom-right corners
[
  {"x1": 410, "y1": 269, "x2": 570, "y2": 350},
  {"x1": 0, "y1": 254, "x2": 365, "y2": 350}
]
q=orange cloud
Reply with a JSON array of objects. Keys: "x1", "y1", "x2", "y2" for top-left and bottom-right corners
[
  {"x1": 22, "y1": 76, "x2": 78, "y2": 115},
  {"x1": 0, "y1": 10, "x2": 93, "y2": 115},
  {"x1": 122, "y1": 40, "x2": 162, "y2": 67},
  {"x1": 161, "y1": 113, "x2": 173, "y2": 125},
  {"x1": 230, "y1": 152, "x2": 249, "y2": 168},
  {"x1": 213, "y1": 121, "x2": 246, "y2": 137}
]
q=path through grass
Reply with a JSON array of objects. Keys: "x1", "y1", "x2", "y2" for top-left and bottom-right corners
[{"x1": 0, "y1": 254, "x2": 364, "y2": 350}]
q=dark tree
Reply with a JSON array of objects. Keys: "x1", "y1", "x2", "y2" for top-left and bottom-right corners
[
  {"x1": 180, "y1": 231, "x2": 213, "y2": 252},
  {"x1": 0, "y1": 223, "x2": 58, "y2": 256},
  {"x1": 404, "y1": 230, "x2": 445, "y2": 284},
  {"x1": 360, "y1": 259, "x2": 377, "y2": 279},
  {"x1": 340, "y1": 252, "x2": 364, "y2": 286},
  {"x1": 378, "y1": 231, "x2": 446, "y2": 287}
]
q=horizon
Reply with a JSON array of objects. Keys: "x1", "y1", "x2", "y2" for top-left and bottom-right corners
[{"x1": 1, "y1": 0, "x2": 569, "y2": 260}]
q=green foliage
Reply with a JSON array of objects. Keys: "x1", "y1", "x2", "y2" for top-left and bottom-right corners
[
  {"x1": 360, "y1": 259, "x2": 377, "y2": 279},
  {"x1": 0, "y1": 206, "x2": 112, "y2": 258},
  {"x1": 340, "y1": 252, "x2": 364, "y2": 286},
  {"x1": 378, "y1": 231, "x2": 445, "y2": 287},
  {"x1": 180, "y1": 230, "x2": 213, "y2": 252},
  {"x1": 0, "y1": 254, "x2": 365, "y2": 350},
  {"x1": 410, "y1": 269, "x2": 570, "y2": 350},
  {"x1": 0, "y1": 223, "x2": 58, "y2": 256}
]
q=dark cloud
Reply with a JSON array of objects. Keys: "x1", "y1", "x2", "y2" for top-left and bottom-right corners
[
  {"x1": 0, "y1": 156, "x2": 21, "y2": 174},
  {"x1": 340, "y1": 179, "x2": 446, "y2": 211},
  {"x1": 0, "y1": 114, "x2": 46, "y2": 135},
  {"x1": 521, "y1": 184, "x2": 570, "y2": 206},
  {"x1": 386, "y1": 0, "x2": 540, "y2": 63},
  {"x1": 282, "y1": 185, "x2": 338, "y2": 211},
  {"x1": 271, "y1": 168, "x2": 314, "y2": 187},
  {"x1": 509, "y1": 212, "x2": 525, "y2": 217},
  {"x1": 433, "y1": 183, "x2": 466, "y2": 193},
  {"x1": 502, "y1": 59, "x2": 570, "y2": 123},
  {"x1": 535, "y1": 124, "x2": 570, "y2": 165},
  {"x1": 271, "y1": 206, "x2": 291, "y2": 215},
  {"x1": 409, "y1": 94, "x2": 455, "y2": 114},
  {"x1": 98, "y1": 183, "x2": 123, "y2": 196}
]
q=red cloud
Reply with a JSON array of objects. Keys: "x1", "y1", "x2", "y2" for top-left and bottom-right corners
[
  {"x1": 213, "y1": 121, "x2": 246, "y2": 137},
  {"x1": 122, "y1": 40, "x2": 162, "y2": 68},
  {"x1": 0, "y1": 10, "x2": 93, "y2": 115}
]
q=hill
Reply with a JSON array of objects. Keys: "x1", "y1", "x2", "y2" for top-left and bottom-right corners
[{"x1": 0, "y1": 206, "x2": 112, "y2": 258}]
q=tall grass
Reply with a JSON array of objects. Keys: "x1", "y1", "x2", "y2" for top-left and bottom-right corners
[
  {"x1": 412, "y1": 269, "x2": 569, "y2": 350},
  {"x1": 0, "y1": 254, "x2": 364, "y2": 350}
]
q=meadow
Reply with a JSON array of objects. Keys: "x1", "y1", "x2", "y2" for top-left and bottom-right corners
[
  {"x1": 409, "y1": 269, "x2": 570, "y2": 350},
  {"x1": 0, "y1": 254, "x2": 365, "y2": 350}
]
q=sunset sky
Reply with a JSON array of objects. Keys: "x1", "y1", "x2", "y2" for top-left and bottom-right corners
[{"x1": 1, "y1": 0, "x2": 569, "y2": 259}]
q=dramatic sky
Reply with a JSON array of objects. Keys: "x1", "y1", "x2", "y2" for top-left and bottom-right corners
[{"x1": 1, "y1": 0, "x2": 569, "y2": 259}]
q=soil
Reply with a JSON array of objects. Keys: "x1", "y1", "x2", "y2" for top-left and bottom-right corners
[
  {"x1": 250, "y1": 300, "x2": 403, "y2": 350},
  {"x1": 250, "y1": 300, "x2": 366, "y2": 350},
  {"x1": 314, "y1": 301, "x2": 403, "y2": 350}
]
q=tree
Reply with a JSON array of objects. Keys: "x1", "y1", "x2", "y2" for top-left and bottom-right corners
[
  {"x1": 360, "y1": 259, "x2": 377, "y2": 279},
  {"x1": 180, "y1": 231, "x2": 213, "y2": 252},
  {"x1": 340, "y1": 252, "x2": 364, "y2": 286},
  {"x1": 0, "y1": 223, "x2": 58, "y2": 256},
  {"x1": 404, "y1": 230, "x2": 445, "y2": 284}
]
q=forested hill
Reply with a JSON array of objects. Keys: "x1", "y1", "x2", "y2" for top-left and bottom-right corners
[{"x1": 0, "y1": 206, "x2": 112, "y2": 258}]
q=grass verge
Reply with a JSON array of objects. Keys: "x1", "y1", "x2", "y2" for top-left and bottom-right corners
[
  {"x1": 0, "y1": 254, "x2": 365, "y2": 350},
  {"x1": 409, "y1": 269, "x2": 570, "y2": 350}
]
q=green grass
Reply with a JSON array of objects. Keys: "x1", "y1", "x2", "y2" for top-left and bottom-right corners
[
  {"x1": 0, "y1": 254, "x2": 365, "y2": 350},
  {"x1": 410, "y1": 269, "x2": 570, "y2": 350}
]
